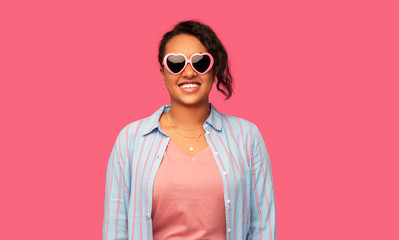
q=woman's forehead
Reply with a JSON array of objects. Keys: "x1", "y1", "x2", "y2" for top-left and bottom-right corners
[{"x1": 165, "y1": 34, "x2": 207, "y2": 56}]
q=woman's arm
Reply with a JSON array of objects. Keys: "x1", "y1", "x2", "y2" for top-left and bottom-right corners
[
  {"x1": 248, "y1": 124, "x2": 277, "y2": 240},
  {"x1": 103, "y1": 128, "x2": 131, "y2": 240}
]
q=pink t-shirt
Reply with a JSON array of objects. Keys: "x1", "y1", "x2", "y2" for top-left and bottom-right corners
[{"x1": 152, "y1": 141, "x2": 227, "y2": 240}]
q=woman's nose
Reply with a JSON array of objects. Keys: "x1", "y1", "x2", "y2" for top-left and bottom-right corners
[{"x1": 182, "y1": 63, "x2": 197, "y2": 78}]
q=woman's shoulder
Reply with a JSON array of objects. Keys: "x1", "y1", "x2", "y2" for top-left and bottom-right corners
[
  {"x1": 220, "y1": 113, "x2": 260, "y2": 134},
  {"x1": 117, "y1": 116, "x2": 152, "y2": 139},
  {"x1": 117, "y1": 105, "x2": 168, "y2": 138},
  {"x1": 220, "y1": 113, "x2": 269, "y2": 157},
  {"x1": 210, "y1": 104, "x2": 258, "y2": 132}
]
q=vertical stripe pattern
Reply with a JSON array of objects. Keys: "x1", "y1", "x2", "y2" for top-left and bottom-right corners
[{"x1": 103, "y1": 103, "x2": 276, "y2": 240}]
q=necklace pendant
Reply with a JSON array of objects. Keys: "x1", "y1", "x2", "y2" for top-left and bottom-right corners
[{"x1": 189, "y1": 147, "x2": 194, "y2": 151}]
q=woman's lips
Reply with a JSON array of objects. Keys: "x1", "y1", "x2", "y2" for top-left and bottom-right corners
[{"x1": 179, "y1": 83, "x2": 201, "y2": 93}]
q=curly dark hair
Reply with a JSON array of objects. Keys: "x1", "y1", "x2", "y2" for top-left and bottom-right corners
[{"x1": 158, "y1": 20, "x2": 233, "y2": 100}]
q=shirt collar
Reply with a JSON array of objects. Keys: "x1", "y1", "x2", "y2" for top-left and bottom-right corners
[{"x1": 142, "y1": 103, "x2": 222, "y2": 136}]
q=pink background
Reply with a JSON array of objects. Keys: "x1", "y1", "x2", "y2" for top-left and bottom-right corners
[{"x1": 1, "y1": 0, "x2": 398, "y2": 239}]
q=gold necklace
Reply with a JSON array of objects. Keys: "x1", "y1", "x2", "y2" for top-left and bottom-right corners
[{"x1": 167, "y1": 110, "x2": 206, "y2": 151}]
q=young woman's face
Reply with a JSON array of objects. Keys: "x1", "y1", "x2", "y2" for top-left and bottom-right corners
[{"x1": 161, "y1": 34, "x2": 214, "y2": 106}]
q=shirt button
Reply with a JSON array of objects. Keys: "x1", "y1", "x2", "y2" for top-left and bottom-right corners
[
  {"x1": 214, "y1": 151, "x2": 218, "y2": 156},
  {"x1": 205, "y1": 130, "x2": 210, "y2": 135},
  {"x1": 228, "y1": 228, "x2": 231, "y2": 232},
  {"x1": 223, "y1": 171, "x2": 227, "y2": 175},
  {"x1": 227, "y1": 199, "x2": 231, "y2": 204},
  {"x1": 204, "y1": 124, "x2": 208, "y2": 128}
]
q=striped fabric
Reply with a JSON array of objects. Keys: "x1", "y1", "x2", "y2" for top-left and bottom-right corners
[{"x1": 103, "y1": 103, "x2": 276, "y2": 240}]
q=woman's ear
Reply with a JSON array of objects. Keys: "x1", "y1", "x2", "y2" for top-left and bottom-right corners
[{"x1": 160, "y1": 67, "x2": 165, "y2": 79}]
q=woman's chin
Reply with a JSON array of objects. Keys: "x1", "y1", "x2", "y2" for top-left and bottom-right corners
[{"x1": 172, "y1": 95, "x2": 209, "y2": 106}]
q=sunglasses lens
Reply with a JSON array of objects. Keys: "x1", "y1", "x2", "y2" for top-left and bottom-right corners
[
  {"x1": 192, "y1": 54, "x2": 211, "y2": 73},
  {"x1": 166, "y1": 55, "x2": 185, "y2": 73}
]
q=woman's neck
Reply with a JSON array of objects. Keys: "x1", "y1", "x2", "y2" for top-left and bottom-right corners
[{"x1": 168, "y1": 101, "x2": 211, "y2": 129}]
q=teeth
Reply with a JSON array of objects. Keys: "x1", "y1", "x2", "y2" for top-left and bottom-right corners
[{"x1": 180, "y1": 83, "x2": 200, "y2": 88}]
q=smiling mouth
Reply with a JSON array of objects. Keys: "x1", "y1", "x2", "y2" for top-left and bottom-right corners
[{"x1": 179, "y1": 83, "x2": 200, "y2": 88}]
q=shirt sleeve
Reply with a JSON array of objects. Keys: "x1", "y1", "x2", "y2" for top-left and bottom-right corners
[
  {"x1": 103, "y1": 129, "x2": 131, "y2": 240},
  {"x1": 248, "y1": 124, "x2": 277, "y2": 240}
]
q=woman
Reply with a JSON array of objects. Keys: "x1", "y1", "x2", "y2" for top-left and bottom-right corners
[{"x1": 103, "y1": 20, "x2": 276, "y2": 240}]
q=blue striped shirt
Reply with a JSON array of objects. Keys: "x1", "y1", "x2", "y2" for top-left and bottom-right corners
[{"x1": 103, "y1": 103, "x2": 276, "y2": 240}]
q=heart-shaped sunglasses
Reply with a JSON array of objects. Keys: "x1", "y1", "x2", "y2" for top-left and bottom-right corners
[{"x1": 162, "y1": 53, "x2": 214, "y2": 75}]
